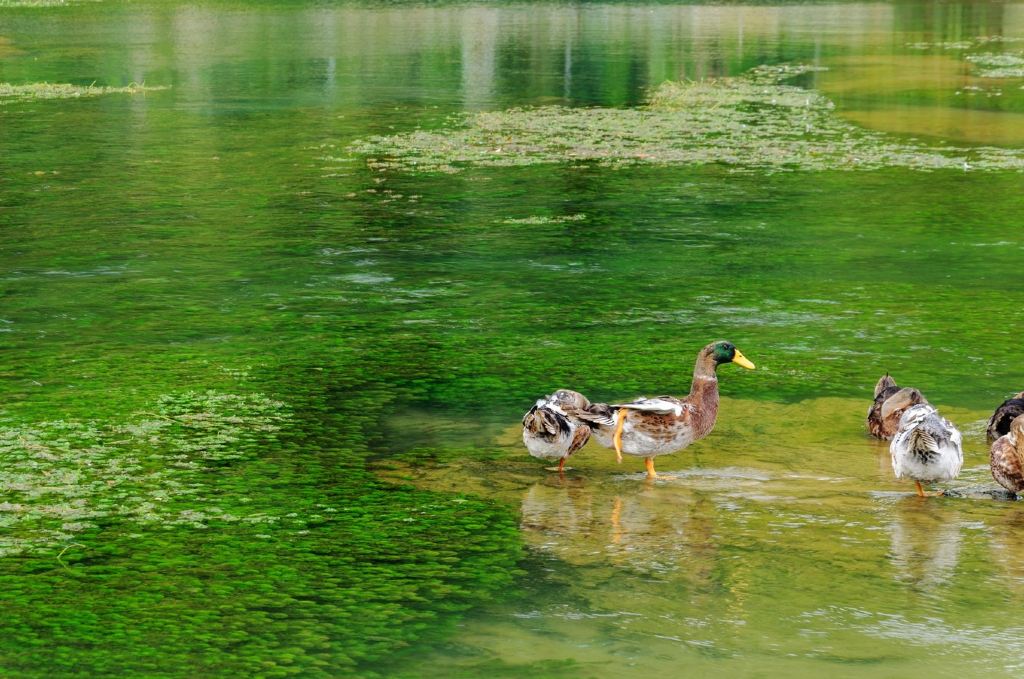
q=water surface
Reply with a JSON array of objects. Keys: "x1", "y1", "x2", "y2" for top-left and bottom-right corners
[{"x1": 2, "y1": 0, "x2": 1024, "y2": 676}]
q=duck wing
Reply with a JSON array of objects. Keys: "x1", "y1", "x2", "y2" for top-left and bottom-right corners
[
  {"x1": 522, "y1": 402, "x2": 571, "y2": 439},
  {"x1": 567, "y1": 423, "x2": 592, "y2": 455},
  {"x1": 564, "y1": 402, "x2": 617, "y2": 428},
  {"x1": 610, "y1": 397, "x2": 692, "y2": 417},
  {"x1": 990, "y1": 434, "x2": 1024, "y2": 493},
  {"x1": 903, "y1": 411, "x2": 962, "y2": 458}
]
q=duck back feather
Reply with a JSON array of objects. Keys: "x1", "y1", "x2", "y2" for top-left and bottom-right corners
[
  {"x1": 987, "y1": 392, "x2": 1024, "y2": 441},
  {"x1": 890, "y1": 404, "x2": 963, "y2": 483}
]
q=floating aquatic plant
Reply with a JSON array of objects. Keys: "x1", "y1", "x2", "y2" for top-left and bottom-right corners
[
  {"x1": 909, "y1": 36, "x2": 1024, "y2": 50},
  {"x1": 500, "y1": 214, "x2": 586, "y2": 225},
  {"x1": 966, "y1": 53, "x2": 1024, "y2": 78},
  {"x1": 0, "y1": 0, "x2": 99, "y2": 7},
  {"x1": 0, "y1": 82, "x2": 167, "y2": 103},
  {"x1": 904, "y1": 37, "x2": 1024, "y2": 78},
  {"x1": 343, "y1": 64, "x2": 1024, "y2": 174}
]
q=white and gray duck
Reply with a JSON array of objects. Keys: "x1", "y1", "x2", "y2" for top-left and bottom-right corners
[{"x1": 890, "y1": 403, "x2": 963, "y2": 497}]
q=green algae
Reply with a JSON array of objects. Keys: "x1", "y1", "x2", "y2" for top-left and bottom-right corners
[
  {"x1": 0, "y1": 378, "x2": 523, "y2": 677},
  {"x1": 0, "y1": 391, "x2": 291, "y2": 557},
  {"x1": 344, "y1": 64, "x2": 1024, "y2": 175},
  {"x1": 0, "y1": 0, "x2": 86, "y2": 6},
  {"x1": 0, "y1": 82, "x2": 167, "y2": 103},
  {"x1": 966, "y1": 53, "x2": 1024, "y2": 78},
  {"x1": 500, "y1": 214, "x2": 586, "y2": 225},
  {"x1": 903, "y1": 37, "x2": 1024, "y2": 78}
]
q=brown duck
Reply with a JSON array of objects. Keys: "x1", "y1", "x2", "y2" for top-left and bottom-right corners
[
  {"x1": 990, "y1": 413, "x2": 1024, "y2": 495},
  {"x1": 567, "y1": 340, "x2": 754, "y2": 478},
  {"x1": 866, "y1": 374, "x2": 928, "y2": 440}
]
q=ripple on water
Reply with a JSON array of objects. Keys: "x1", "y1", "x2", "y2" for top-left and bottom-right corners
[
  {"x1": 804, "y1": 606, "x2": 1024, "y2": 671},
  {"x1": 342, "y1": 273, "x2": 394, "y2": 284}
]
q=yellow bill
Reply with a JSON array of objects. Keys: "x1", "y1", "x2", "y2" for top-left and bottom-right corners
[{"x1": 732, "y1": 349, "x2": 755, "y2": 370}]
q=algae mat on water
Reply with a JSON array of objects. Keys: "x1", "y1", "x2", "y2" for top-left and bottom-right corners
[
  {"x1": 0, "y1": 82, "x2": 167, "y2": 103},
  {"x1": 0, "y1": 377, "x2": 522, "y2": 677},
  {"x1": 342, "y1": 64, "x2": 1024, "y2": 174}
]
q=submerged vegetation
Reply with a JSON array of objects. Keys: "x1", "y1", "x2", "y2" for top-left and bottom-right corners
[
  {"x1": 0, "y1": 82, "x2": 167, "y2": 103},
  {"x1": 0, "y1": 378, "x2": 523, "y2": 676},
  {"x1": 343, "y1": 64, "x2": 1024, "y2": 174},
  {"x1": 0, "y1": 391, "x2": 290, "y2": 557}
]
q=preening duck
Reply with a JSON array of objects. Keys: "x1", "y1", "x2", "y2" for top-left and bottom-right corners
[
  {"x1": 990, "y1": 413, "x2": 1024, "y2": 495},
  {"x1": 522, "y1": 389, "x2": 592, "y2": 473},
  {"x1": 987, "y1": 392, "x2": 1024, "y2": 441},
  {"x1": 867, "y1": 374, "x2": 928, "y2": 440},
  {"x1": 890, "y1": 403, "x2": 963, "y2": 497},
  {"x1": 567, "y1": 340, "x2": 754, "y2": 478}
]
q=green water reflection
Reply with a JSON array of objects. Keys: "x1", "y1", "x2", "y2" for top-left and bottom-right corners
[{"x1": 2, "y1": 0, "x2": 1024, "y2": 676}]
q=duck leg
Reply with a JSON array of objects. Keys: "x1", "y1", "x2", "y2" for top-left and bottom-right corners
[
  {"x1": 613, "y1": 409, "x2": 628, "y2": 464},
  {"x1": 644, "y1": 457, "x2": 657, "y2": 479},
  {"x1": 557, "y1": 458, "x2": 566, "y2": 474},
  {"x1": 913, "y1": 481, "x2": 944, "y2": 497}
]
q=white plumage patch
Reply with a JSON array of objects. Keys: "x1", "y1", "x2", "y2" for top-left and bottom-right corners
[
  {"x1": 617, "y1": 418, "x2": 697, "y2": 457},
  {"x1": 522, "y1": 431, "x2": 571, "y2": 460},
  {"x1": 890, "y1": 404, "x2": 963, "y2": 482},
  {"x1": 612, "y1": 397, "x2": 687, "y2": 417}
]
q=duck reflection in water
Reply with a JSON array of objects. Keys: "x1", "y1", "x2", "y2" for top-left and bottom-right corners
[
  {"x1": 887, "y1": 500, "x2": 964, "y2": 590},
  {"x1": 987, "y1": 509, "x2": 1024, "y2": 601},
  {"x1": 518, "y1": 481, "x2": 719, "y2": 588}
]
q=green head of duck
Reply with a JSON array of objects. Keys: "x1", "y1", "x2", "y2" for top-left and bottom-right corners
[{"x1": 710, "y1": 341, "x2": 756, "y2": 370}]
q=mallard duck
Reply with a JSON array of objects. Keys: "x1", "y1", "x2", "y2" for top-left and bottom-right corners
[
  {"x1": 867, "y1": 374, "x2": 928, "y2": 440},
  {"x1": 522, "y1": 389, "x2": 592, "y2": 473},
  {"x1": 990, "y1": 413, "x2": 1024, "y2": 495},
  {"x1": 987, "y1": 392, "x2": 1024, "y2": 441},
  {"x1": 890, "y1": 403, "x2": 963, "y2": 497},
  {"x1": 567, "y1": 340, "x2": 754, "y2": 478}
]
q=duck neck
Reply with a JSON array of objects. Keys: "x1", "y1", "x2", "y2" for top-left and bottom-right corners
[{"x1": 688, "y1": 356, "x2": 720, "y2": 437}]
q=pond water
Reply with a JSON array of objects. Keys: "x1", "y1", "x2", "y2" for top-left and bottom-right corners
[{"x1": 2, "y1": 0, "x2": 1024, "y2": 676}]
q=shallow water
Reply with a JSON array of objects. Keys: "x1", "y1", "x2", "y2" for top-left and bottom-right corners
[
  {"x1": 380, "y1": 398, "x2": 1024, "y2": 677},
  {"x1": 2, "y1": 0, "x2": 1024, "y2": 676}
]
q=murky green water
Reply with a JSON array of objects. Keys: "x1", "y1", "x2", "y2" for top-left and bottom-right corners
[{"x1": 3, "y1": 0, "x2": 1024, "y2": 676}]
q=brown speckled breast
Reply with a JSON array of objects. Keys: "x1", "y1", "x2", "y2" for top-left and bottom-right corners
[{"x1": 990, "y1": 437, "x2": 1024, "y2": 494}]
